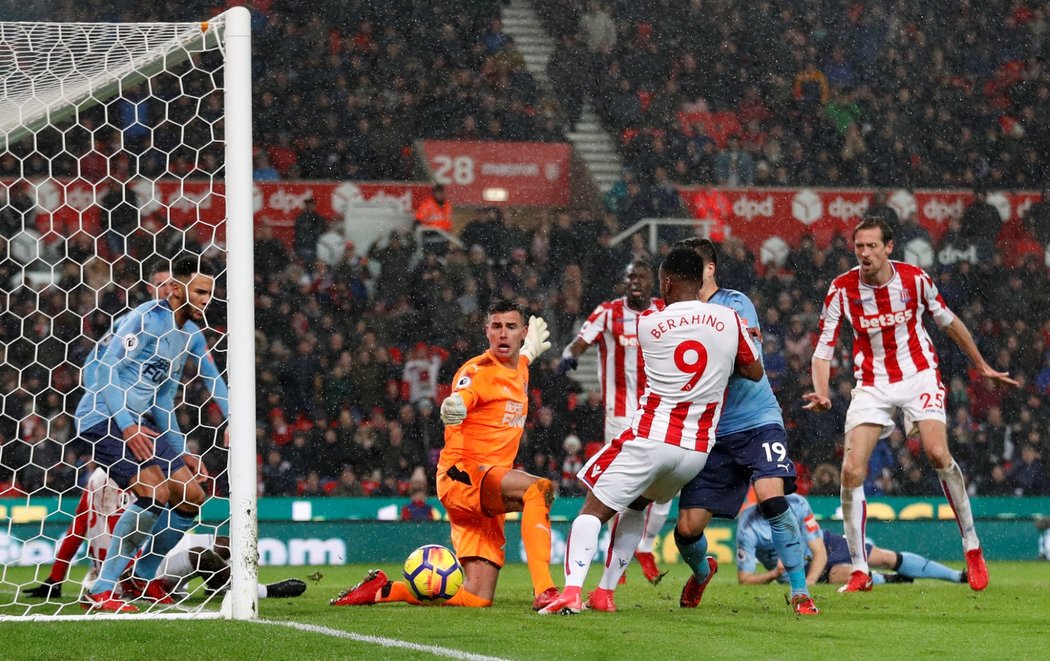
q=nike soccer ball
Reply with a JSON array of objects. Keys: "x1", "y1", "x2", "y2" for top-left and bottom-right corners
[{"x1": 403, "y1": 544, "x2": 463, "y2": 602}]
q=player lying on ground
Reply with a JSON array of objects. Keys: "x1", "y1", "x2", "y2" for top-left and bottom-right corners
[
  {"x1": 23, "y1": 477, "x2": 304, "y2": 601},
  {"x1": 558, "y1": 259, "x2": 669, "y2": 584},
  {"x1": 539, "y1": 248, "x2": 762, "y2": 615},
  {"x1": 332, "y1": 299, "x2": 558, "y2": 609},
  {"x1": 804, "y1": 218, "x2": 1016, "y2": 593},
  {"x1": 156, "y1": 533, "x2": 305, "y2": 600},
  {"x1": 736, "y1": 494, "x2": 966, "y2": 586}
]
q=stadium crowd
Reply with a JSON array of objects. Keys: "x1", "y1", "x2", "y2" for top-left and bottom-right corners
[
  {"x1": 2, "y1": 194, "x2": 1049, "y2": 501},
  {"x1": 0, "y1": 0, "x2": 1049, "y2": 504},
  {"x1": 5, "y1": 0, "x2": 1047, "y2": 190}
]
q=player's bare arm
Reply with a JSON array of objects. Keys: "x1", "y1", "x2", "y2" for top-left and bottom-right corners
[
  {"x1": 942, "y1": 316, "x2": 1019, "y2": 387},
  {"x1": 803, "y1": 357, "x2": 832, "y2": 411},
  {"x1": 734, "y1": 357, "x2": 764, "y2": 382},
  {"x1": 737, "y1": 565, "x2": 784, "y2": 585},
  {"x1": 806, "y1": 538, "x2": 828, "y2": 585}
]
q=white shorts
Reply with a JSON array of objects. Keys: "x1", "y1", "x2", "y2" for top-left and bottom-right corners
[
  {"x1": 604, "y1": 414, "x2": 632, "y2": 443},
  {"x1": 578, "y1": 431, "x2": 709, "y2": 512},
  {"x1": 845, "y1": 369, "x2": 946, "y2": 438}
]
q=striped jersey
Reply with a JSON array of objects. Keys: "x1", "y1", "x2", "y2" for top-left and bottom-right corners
[
  {"x1": 576, "y1": 296, "x2": 664, "y2": 418},
  {"x1": 630, "y1": 300, "x2": 759, "y2": 452},
  {"x1": 814, "y1": 261, "x2": 955, "y2": 386}
]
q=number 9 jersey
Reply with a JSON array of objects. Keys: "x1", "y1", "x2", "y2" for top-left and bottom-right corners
[{"x1": 633, "y1": 300, "x2": 759, "y2": 452}]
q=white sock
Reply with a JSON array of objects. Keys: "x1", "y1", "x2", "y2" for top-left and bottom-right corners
[
  {"x1": 636, "y1": 500, "x2": 671, "y2": 554},
  {"x1": 564, "y1": 514, "x2": 602, "y2": 589},
  {"x1": 841, "y1": 485, "x2": 869, "y2": 573},
  {"x1": 257, "y1": 584, "x2": 268, "y2": 598},
  {"x1": 936, "y1": 461, "x2": 980, "y2": 551},
  {"x1": 598, "y1": 509, "x2": 646, "y2": 590}
]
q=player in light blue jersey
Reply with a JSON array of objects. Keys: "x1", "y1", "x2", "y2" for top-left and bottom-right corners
[
  {"x1": 670, "y1": 238, "x2": 818, "y2": 615},
  {"x1": 76, "y1": 264, "x2": 173, "y2": 422},
  {"x1": 737, "y1": 494, "x2": 965, "y2": 587},
  {"x1": 79, "y1": 255, "x2": 229, "y2": 613}
]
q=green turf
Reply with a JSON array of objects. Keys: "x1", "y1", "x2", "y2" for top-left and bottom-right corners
[{"x1": 1, "y1": 562, "x2": 1048, "y2": 660}]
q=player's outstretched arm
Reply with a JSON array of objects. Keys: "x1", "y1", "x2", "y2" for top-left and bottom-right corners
[
  {"x1": 805, "y1": 538, "x2": 827, "y2": 585},
  {"x1": 191, "y1": 337, "x2": 231, "y2": 417},
  {"x1": 737, "y1": 566, "x2": 784, "y2": 585},
  {"x1": 942, "y1": 317, "x2": 1019, "y2": 387},
  {"x1": 803, "y1": 357, "x2": 833, "y2": 411},
  {"x1": 557, "y1": 337, "x2": 590, "y2": 374},
  {"x1": 440, "y1": 393, "x2": 467, "y2": 425}
]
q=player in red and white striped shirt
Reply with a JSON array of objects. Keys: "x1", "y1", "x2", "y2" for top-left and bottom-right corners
[
  {"x1": 558, "y1": 260, "x2": 670, "y2": 582},
  {"x1": 804, "y1": 218, "x2": 1017, "y2": 594},
  {"x1": 540, "y1": 247, "x2": 762, "y2": 614}
]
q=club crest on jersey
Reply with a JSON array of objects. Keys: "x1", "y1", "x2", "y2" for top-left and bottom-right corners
[
  {"x1": 899, "y1": 291, "x2": 912, "y2": 303},
  {"x1": 122, "y1": 334, "x2": 139, "y2": 351}
]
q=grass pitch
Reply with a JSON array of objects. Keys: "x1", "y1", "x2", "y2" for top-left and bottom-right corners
[{"x1": 2, "y1": 562, "x2": 1048, "y2": 660}]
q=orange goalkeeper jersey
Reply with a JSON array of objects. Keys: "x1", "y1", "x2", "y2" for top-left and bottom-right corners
[{"x1": 438, "y1": 350, "x2": 529, "y2": 472}]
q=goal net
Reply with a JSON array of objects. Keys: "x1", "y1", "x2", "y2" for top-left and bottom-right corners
[{"x1": 0, "y1": 8, "x2": 256, "y2": 620}]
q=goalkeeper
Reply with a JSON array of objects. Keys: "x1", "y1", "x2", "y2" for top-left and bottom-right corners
[{"x1": 333, "y1": 299, "x2": 560, "y2": 610}]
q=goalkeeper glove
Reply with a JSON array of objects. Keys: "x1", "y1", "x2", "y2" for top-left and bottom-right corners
[
  {"x1": 440, "y1": 393, "x2": 467, "y2": 425},
  {"x1": 520, "y1": 315, "x2": 552, "y2": 364}
]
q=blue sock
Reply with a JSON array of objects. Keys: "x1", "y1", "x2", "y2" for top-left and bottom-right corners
[
  {"x1": 91, "y1": 503, "x2": 158, "y2": 595},
  {"x1": 872, "y1": 572, "x2": 887, "y2": 585},
  {"x1": 898, "y1": 551, "x2": 964, "y2": 583},
  {"x1": 767, "y1": 510, "x2": 809, "y2": 596},
  {"x1": 133, "y1": 508, "x2": 196, "y2": 581},
  {"x1": 674, "y1": 529, "x2": 711, "y2": 582}
]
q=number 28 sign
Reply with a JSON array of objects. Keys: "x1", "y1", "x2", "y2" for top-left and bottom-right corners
[{"x1": 420, "y1": 141, "x2": 571, "y2": 206}]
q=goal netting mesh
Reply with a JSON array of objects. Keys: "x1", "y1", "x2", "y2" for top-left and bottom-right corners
[{"x1": 0, "y1": 9, "x2": 255, "y2": 619}]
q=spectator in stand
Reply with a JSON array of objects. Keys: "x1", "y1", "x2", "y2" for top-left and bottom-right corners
[
  {"x1": 262, "y1": 449, "x2": 296, "y2": 496},
  {"x1": 959, "y1": 186, "x2": 1003, "y2": 260},
  {"x1": 255, "y1": 224, "x2": 291, "y2": 276},
  {"x1": 863, "y1": 190, "x2": 901, "y2": 235},
  {"x1": 100, "y1": 179, "x2": 139, "y2": 259},
  {"x1": 713, "y1": 134, "x2": 755, "y2": 186},
  {"x1": 332, "y1": 467, "x2": 366, "y2": 497},
  {"x1": 293, "y1": 192, "x2": 327, "y2": 269},
  {"x1": 1008, "y1": 444, "x2": 1050, "y2": 495},
  {"x1": 415, "y1": 184, "x2": 453, "y2": 233},
  {"x1": 401, "y1": 487, "x2": 434, "y2": 521}
]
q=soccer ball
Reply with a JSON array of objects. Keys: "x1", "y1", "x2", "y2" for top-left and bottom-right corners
[{"x1": 402, "y1": 544, "x2": 463, "y2": 602}]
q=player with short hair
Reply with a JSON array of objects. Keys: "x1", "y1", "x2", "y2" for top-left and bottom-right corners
[
  {"x1": 332, "y1": 299, "x2": 558, "y2": 609},
  {"x1": 804, "y1": 218, "x2": 1017, "y2": 593},
  {"x1": 24, "y1": 262, "x2": 172, "y2": 601},
  {"x1": 558, "y1": 259, "x2": 669, "y2": 583},
  {"x1": 539, "y1": 247, "x2": 762, "y2": 615},
  {"x1": 736, "y1": 494, "x2": 966, "y2": 587},
  {"x1": 652, "y1": 237, "x2": 817, "y2": 615},
  {"x1": 79, "y1": 255, "x2": 230, "y2": 613}
]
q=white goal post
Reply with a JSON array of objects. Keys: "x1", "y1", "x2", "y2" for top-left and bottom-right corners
[{"x1": 0, "y1": 7, "x2": 256, "y2": 620}]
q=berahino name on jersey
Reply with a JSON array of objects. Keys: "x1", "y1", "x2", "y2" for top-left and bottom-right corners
[{"x1": 649, "y1": 312, "x2": 727, "y2": 339}]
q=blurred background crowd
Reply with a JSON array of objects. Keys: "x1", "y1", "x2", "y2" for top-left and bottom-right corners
[{"x1": 0, "y1": 0, "x2": 1048, "y2": 503}]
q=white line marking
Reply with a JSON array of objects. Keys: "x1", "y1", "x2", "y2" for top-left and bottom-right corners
[{"x1": 258, "y1": 619, "x2": 512, "y2": 661}]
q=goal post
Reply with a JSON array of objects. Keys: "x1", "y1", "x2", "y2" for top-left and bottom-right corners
[{"x1": 0, "y1": 7, "x2": 256, "y2": 620}]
